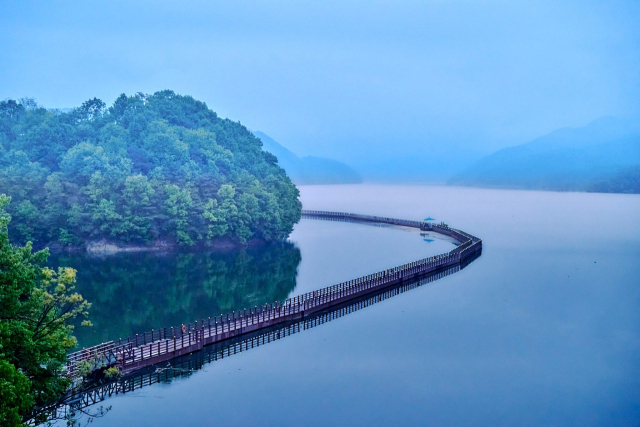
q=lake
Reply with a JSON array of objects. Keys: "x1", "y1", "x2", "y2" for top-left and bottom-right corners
[{"x1": 52, "y1": 185, "x2": 640, "y2": 426}]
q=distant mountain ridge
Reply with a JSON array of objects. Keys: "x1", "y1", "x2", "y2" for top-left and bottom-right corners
[
  {"x1": 449, "y1": 117, "x2": 640, "y2": 193},
  {"x1": 253, "y1": 131, "x2": 362, "y2": 185}
]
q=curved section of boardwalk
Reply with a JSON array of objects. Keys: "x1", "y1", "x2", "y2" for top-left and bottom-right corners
[
  {"x1": 66, "y1": 210, "x2": 482, "y2": 375},
  {"x1": 50, "y1": 263, "x2": 473, "y2": 419}
]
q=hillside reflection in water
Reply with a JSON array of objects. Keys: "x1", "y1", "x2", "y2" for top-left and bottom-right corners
[{"x1": 49, "y1": 242, "x2": 301, "y2": 349}]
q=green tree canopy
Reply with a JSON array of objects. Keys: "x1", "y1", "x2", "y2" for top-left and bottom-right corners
[
  {"x1": 0, "y1": 195, "x2": 91, "y2": 426},
  {"x1": 0, "y1": 91, "x2": 301, "y2": 248}
]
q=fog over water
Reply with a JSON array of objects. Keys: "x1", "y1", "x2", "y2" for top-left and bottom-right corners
[{"x1": 81, "y1": 185, "x2": 639, "y2": 426}]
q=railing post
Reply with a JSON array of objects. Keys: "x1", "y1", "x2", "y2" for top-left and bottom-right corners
[{"x1": 75, "y1": 211, "x2": 479, "y2": 374}]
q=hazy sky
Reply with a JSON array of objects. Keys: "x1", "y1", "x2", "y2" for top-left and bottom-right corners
[{"x1": 1, "y1": 0, "x2": 638, "y2": 179}]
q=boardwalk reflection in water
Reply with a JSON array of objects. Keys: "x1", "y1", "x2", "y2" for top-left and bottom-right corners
[
  {"x1": 52, "y1": 254, "x2": 479, "y2": 421},
  {"x1": 65, "y1": 211, "x2": 479, "y2": 375}
]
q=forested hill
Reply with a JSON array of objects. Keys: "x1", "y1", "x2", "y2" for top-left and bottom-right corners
[{"x1": 0, "y1": 91, "x2": 302, "y2": 249}]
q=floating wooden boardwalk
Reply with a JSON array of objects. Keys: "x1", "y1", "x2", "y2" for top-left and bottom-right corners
[
  {"x1": 66, "y1": 210, "x2": 482, "y2": 376},
  {"x1": 46, "y1": 261, "x2": 481, "y2": 422}
]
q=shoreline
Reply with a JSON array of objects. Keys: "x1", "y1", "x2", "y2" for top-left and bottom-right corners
[{"x1": 45, "y1": 237, "x2": 269, "y2": 256}]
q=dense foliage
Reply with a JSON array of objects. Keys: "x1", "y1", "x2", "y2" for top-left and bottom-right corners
[
  {"x1": 0, "y1": 91, "x2": 301, "y2": 248},
  {"x1": 0, "y1": 195, "x2": 91, "y2": 426}
]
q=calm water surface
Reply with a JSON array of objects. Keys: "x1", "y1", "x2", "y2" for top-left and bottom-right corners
[
  {"x1": 57, "y1": 185, "x2": 640, "y2": 426},
  {"x1": 53, "y1": 213, "x2": 456, "y2": 348}
]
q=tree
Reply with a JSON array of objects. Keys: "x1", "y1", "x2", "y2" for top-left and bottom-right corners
[
  {"x1": 0, "y1": 360, "x2": 31, "y2": 427},
  {"x1": 164, "y1": 184, "x2": 194, "y2": 245},
  {"x1": 0, "y1": 195, "x2": 91, "y2": 426},
  {"x1": 120, "y1": 174, "x2": 155, "y2": 241},
  {"x1": 0, "y1": 90, "x2": 302, "y2": 249}
]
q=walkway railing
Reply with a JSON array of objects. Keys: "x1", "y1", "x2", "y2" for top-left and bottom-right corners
[
  {"x1": 65, "y1": 210, "x2": 482, "y2": 375},
  {"x1": 41, "y1": 263, "x2": 476, "y2": 424}
]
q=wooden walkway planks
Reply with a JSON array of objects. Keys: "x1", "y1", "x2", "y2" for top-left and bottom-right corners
[
  {"x1": 65, "y1": 210, "x2": 482, "y2": 375},
  {"x1": 45, "y1": 263, "x2": 472, "y2": 422}
]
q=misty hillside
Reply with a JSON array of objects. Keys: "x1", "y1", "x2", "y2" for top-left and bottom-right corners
[
  {"x1": 449, "y1": 117, "x2": 640, "y2": 193},
  {"x1": 0, "y1": 92, "x2": 302, "y2": 248},
  {"x1": 253, "y1": 131, "x2": 362, "y2": 185}
]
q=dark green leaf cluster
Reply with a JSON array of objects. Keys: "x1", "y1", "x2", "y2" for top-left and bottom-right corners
[
  {"x1": 0, "y1": 195, "x2": 91, "y2": 426},
  {"x1": 0, "y1": 91, "x2": 301, "y2": 248}
]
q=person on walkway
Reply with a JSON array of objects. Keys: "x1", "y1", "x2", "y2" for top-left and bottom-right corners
[{"x1": 181, "y1": 324, "x2": 186, "y2": 335}]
